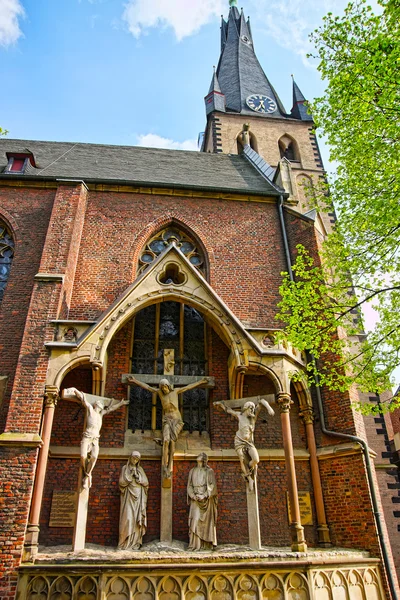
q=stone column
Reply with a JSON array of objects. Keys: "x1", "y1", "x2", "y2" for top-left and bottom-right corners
[
  {"x1": 300, "y1": 406, "x2": 331, "y2": 546},
  {"x1": 277, "y1": 392, "x2": 307, "y2": 552},
  {"x1": 23, "y1": 386, "x2": 59, "y2": 561}
]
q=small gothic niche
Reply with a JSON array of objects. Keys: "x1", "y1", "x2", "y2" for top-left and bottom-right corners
[{"x1": 157, "y1": 262, "x2": 187, "y2": 286}]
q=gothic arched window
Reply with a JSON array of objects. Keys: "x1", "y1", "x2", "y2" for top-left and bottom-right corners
[
  {"x1": 138, "y1": 226, "x2": 205, "y2": 276},
  {"x1": 128, "y1": 301, "x2": 208, "y2": 434},
  {"x1": 0, "y1": 220, "x2": 15, "y2": 303}
]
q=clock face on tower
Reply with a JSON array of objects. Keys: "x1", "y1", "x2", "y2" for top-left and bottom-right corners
[{"x1": 246, "y1": 94, "x2": 277, "y2": 114}]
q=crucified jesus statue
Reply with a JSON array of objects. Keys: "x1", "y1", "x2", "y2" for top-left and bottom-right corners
[
  {"x1": 62, "y1": 388, "x2": 129, "y2": 490},
  {"x1": 126, "y1": 376, "x2": 210, "y2": 478},
  {"x1": 215, "y1": 398, "x2": 274, "y2": 491}
]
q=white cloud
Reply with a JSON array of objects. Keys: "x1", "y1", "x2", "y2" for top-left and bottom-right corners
[
  {"x1": 249, "y1": 0, "x2": 382, "y2": 67},
  {"x1": 0, "y1": 0, "x2": 24, "y2": 47},
  {"x1": 121, "y1": 0, "x2": 381, "y2": 63},
  {"x1": 137, "y1": 133, "x2": 198, "y2": 151},
  {"x1": 123, "y1": 0, "x2": 224, "y2": 41}
]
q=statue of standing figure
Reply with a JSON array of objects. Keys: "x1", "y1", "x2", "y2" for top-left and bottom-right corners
[
  {"x1": 62, "y1": 388, "x2": 129, "y2": 490},
  {"x1": 215, "y1": 399, "x2": 274, "y2": 491},
  {"x1": 118, "y1": 451, "x2": 149, "y2": 550},
  {"x1": 126, "y1": 376, "x2": 210, "y2": 478},
  {"x1": 187, "y1": 452, "x2": 218, "y2": 551}
]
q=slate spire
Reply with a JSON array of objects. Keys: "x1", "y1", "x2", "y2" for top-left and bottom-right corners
[
  {"x1": 290, "y1": 77, "x2": 313, "y2": 121},
  {"x1": 215, "y1": 3, "x2": 288, "y2": 118}
]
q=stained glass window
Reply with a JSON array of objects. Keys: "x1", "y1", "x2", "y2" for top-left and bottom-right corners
[
  {"x1": 138, "y1": 227, "x2": 205, "y2": 276},
  {"x1": 0, "y1": 221, "x2": 14, "y2": 304},
  {"x1": 128, "y1": 301, "x2": 208, "y2": 433}
]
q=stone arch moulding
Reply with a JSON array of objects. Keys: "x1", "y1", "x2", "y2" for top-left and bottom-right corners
[
  {"x1": 0, "y1": 208, "x2": 20, "y2": 240},
  {"x1": 130, "y1": 215, "x2": 212, "y2": 282},
  {"x1": 46, "y1": 243, "x2": 306, "y2": 391}
]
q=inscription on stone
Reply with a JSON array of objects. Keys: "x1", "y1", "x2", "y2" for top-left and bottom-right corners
[
  {"x1": 49, "y1": 491, "x2": 77, "y2": 528},
  {"x1": 286, "y1": 491, "x2": 313, "y2": 526}
]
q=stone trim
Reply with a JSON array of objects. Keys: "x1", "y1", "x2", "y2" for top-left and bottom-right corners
[{"x1": 34, "y1": 273, "x2": 65, "y2": 282}]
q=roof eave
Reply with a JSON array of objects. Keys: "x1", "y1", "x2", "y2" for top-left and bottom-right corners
[{"x1": 0, "y1": 173, "x2": 281, "y2": 198}]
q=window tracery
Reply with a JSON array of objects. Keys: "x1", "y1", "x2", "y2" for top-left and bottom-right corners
[
  {"x1": 0, "y1": 220, "x2": 15, "y2": 303},
  {"x1": 128, "y1": 301, "x2": 208, "y2": 434},
  {"x1": 138, "y1": 227, "x2": 205, "y2": 276}
]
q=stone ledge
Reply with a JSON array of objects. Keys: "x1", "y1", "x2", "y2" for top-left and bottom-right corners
[
  {"x1": 0, "y1": 432, "x2": 43, "y2": 447},
  {"x1": 49, "y1": 446, "x2": 311, "y2": 461},
  {"x1": 25, "y1": 541, "x2": 375, "y2": 568}
]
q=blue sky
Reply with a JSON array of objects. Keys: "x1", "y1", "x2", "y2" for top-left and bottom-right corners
[{"x1": 0, "y1": 0, "x2": 378, "y2": 162}]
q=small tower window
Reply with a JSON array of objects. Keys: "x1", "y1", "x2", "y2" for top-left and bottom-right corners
[
  {"x1": 0, "y1": 220, "x2": 15, "y2": 304},
  {"x1": 278, "y1": 135, "x2": 300, "y2": 162}
]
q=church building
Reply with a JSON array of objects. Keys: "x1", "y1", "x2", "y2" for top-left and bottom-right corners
[{"x1": 0, "y1": 1, "x2": 399, "y2": 599}]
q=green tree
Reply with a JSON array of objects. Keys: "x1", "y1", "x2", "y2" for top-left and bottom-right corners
[
  {"x1": 0, "y1": 128, "x2": 7, "y2": 136},
  {"x1": 277, "y1": 0, "x2": 400, "y2": 406}
]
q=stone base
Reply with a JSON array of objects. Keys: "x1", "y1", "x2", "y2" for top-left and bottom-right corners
[
  {"x1": 18, "y1": 543, "x2": 385, "y2": 600},
  {"x1": 22, "y1": 525, "x2": 40, "y2": 563}
]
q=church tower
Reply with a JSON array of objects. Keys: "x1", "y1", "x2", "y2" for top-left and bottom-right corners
[{"x1": 202, "y1": 0, "x2": 332, "y2": 231}]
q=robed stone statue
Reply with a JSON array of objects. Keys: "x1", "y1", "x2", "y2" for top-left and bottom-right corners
[
  {"x1": 118, "y1": 451, "x2": 149, "y2": 550},
  {"x1": 187, "y1": 452, "x2": 218, "y2": 551}
]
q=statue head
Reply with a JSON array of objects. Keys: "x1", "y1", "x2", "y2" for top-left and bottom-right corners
[
  {"x1": 242, "y1": 401, "x2": 255, "y2": 415},
  {"x1": 129, "y1": 451, "x2": 141, "y2": 465},
  {"x1": 159, "y1": 378, "x2": 172, "y2": 394},
  {"x1": 196, "y1": 452, "x2": 208, "y2": 467},
  {"x1": 94, "y1": 399, "x2": 104, "y2": 412}
]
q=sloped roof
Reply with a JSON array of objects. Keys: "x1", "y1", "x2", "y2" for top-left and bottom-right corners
[{"x1": 0, "y1": 138, "x2": 281, "y2": 197}]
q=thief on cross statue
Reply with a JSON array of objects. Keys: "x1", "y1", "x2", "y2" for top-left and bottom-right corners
[
  {"x1": 62, "y1": 388, "x2": 129, "y2": 490},
  {"x1": 215, "y1": 399, "x2": 274, "y2": 491},
  {"x1": 126, "y1": 376, "x2": 210, "y2": 478}
]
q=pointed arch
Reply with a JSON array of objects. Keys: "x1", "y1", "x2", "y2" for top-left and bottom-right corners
[
  {"x1": 278, "y1": 134, "x2": 300, "y2": 163},
  {"x1": 131, "y1": 216, "x2": 210, "y2": 281},
  {"x1": 0, "y1": 215, "x2": 16, "y2": 304},
  {"x1": 236, "y1": 127, "x2": 259, "y2": 154}
]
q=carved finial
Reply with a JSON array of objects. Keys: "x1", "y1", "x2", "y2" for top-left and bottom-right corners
[{"x1": 229, "y1": 0, "x2": 238, "y2": 6}]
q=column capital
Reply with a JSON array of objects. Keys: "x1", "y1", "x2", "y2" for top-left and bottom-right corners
[
  {"x1": 44, "y1": 385, "x2": 59, "y2": 408},
  {"x1": 276, "y1": 393, "x2": 293, "y2": 413},
  {"x1": 300, "y1": 406, "x2": 314, "y2": 425}
]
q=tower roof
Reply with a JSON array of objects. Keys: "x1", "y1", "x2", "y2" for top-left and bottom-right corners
[
  {"x1": 291, "y1": 77, "x2": 313, "y2": 121},
  {"x1": 216, "y1": 3, "x2": 288, "y2": 118},
  {"x1": 208, "y1": 68, "x2": 222, "y2": 94}
]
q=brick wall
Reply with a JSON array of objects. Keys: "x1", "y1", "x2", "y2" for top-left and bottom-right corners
[
  {"x1": 40, "y1": 456, "x2": 317, "y2": 548},
  {"x1": 0, "y1": 447, "x2": 38, "y2": 599},
  {"x1": 67, "y1": 192, "x2": 288, "y2": 328},
  {"x1": 0, "y1": 188, "x2": 55, "y2": 432},
  {"x1": 319, "y1": 453, "x2": 381, "y2": 553}
]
